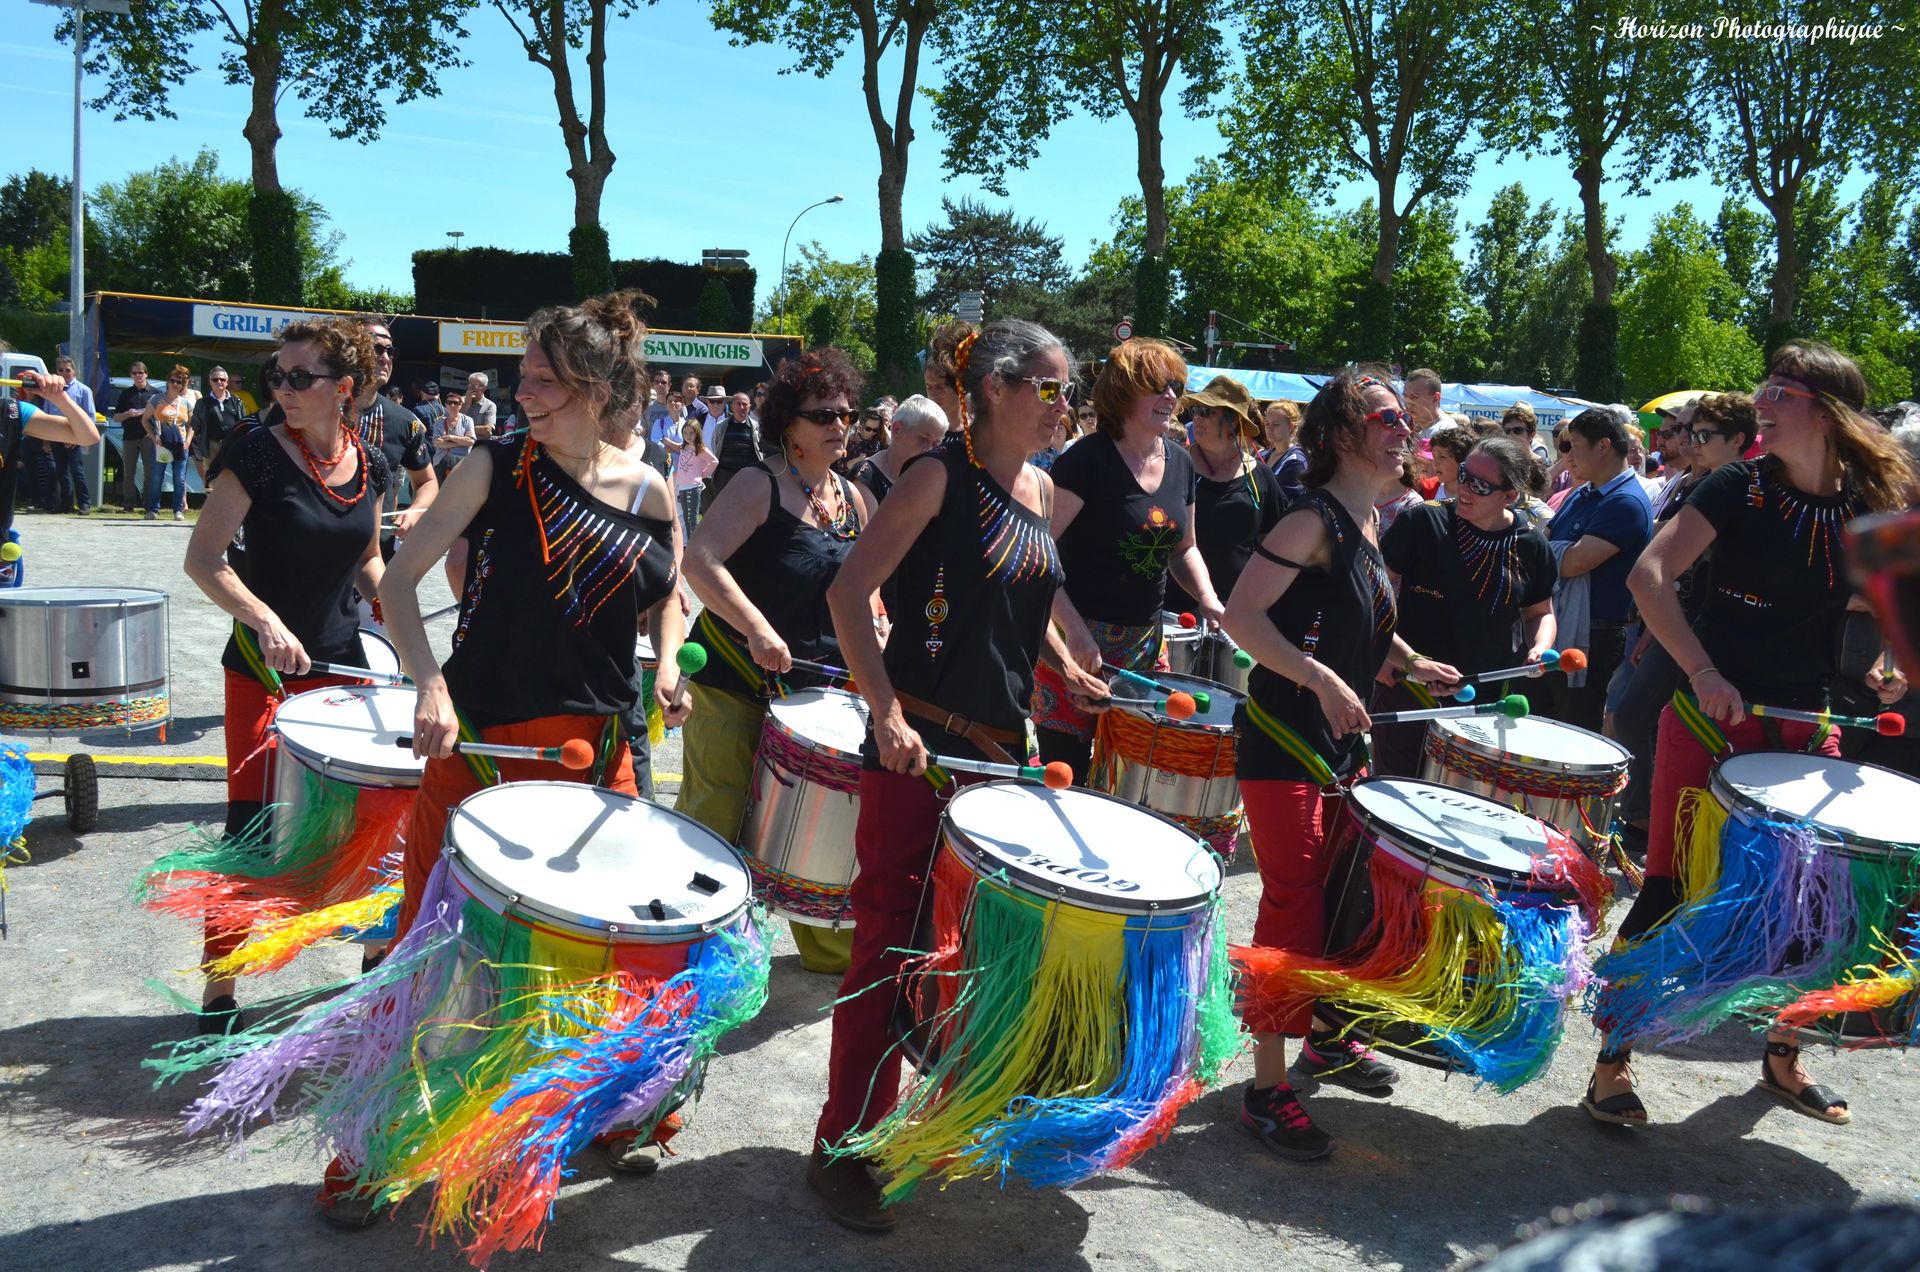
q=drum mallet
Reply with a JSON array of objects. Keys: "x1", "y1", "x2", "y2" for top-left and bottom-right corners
[
  {"x1": 1177, "y1": 610, "x2": 1254, "y2": 670},
  {"x1": 1746, "y1": 703, "x2": 1906, "y2": 736},
  {"x1": 788, "y1": 656, "x2": 855, "y2": 683},
  {"x1": 1106, "y1": 665, "x2": 1207, "y2": 716},
  {"x1": 930, "y1": 755, "x2": 1074, "y2": 789},
  {"x1": 1370, "y1": 693, "x2": 1530, "y2": 725},
  {"x1": 666, "y1": 642, "x2": 707, "y2": 712},
  {"x1": 310, "y1": 662, "x2": 412, "y2": 685},
  {"x1": 1450, "y1": 649, "x2": 1586, "y2": 703},
  {"x1": 393, "y1": 736, "x2": 597, "y2": 769}
]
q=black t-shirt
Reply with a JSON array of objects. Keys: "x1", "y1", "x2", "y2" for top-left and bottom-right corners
[
  {"x1": 443, "y1": 436, "x2": 679, "y2": 728},
  {"x1": 214, "y1": 426, "x2": 390, "y2": 680},
  {"x1": 1236, "y1": 492, "x2": 1397, "y2": 783},
  {"x1": 356, "y1": 397, "x2": 434, "y2": 517},
  {"x1": 1381, "y1": 500, "x2": 1556, "y2": 677},
  {"x1": 191, "y1": 393, "x2": 245, "y2": 454},
  {"x1": 689, "y1": 465, "x2": 860, "y2": 700},
  {"x1": 1686, "y1": 459, "x2": 1867, "y2": 710},
  {"x1": 115, "y1": 383, "x2": 160, "y2": 441},
  {"x1": 874, "y1": 446, "x2": 1063, "y2": 762},
  {"x1": 1050, "y1": 431, "x2": 1196, "y2": 625},
  {"x1": 1169, "y1": 459, "x2": 1285, "y2": 614},
  {"x1": 0, "y1": 398, "x2": 25, "y2": 534}
]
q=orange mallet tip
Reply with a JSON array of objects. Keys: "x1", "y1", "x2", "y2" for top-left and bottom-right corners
[
  {"x1": 1042, "y1": 762, "x2": 1073, "y2": 790},
  {"x1": 559, "y1": 738, "x2": 596, "y2": 770},
  {"x1": 1165, "y1": 691, "x2": 1198, "y2": 720},
  {"x1": 1558, "y1": 648, "x2": 1588, "y2": 672}
]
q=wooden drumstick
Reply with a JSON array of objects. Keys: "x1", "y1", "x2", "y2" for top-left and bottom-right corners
[
  {"x1": 310, "y1": 661, "x2": 411, "y2": 685},
  {"x1": 929, "y1": 755, "x2": 1073, "y2": 789},
  {"x1": 1370, "y1": 693, "x2": 1529, "y2": 725},
  {"x1": 1746, "y1": 702, "x2": 1906, "y2": 737},
  {"x1": 392, "y1": 736, "x2": 597, "y2": 768}
]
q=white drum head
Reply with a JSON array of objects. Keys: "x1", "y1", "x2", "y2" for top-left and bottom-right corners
[
  {"x1": 1348, "y1": 779, "x2": 1550, "y2": 885},
  {"x1": 943, "y1": 782, "x2": 1220, "y2": 915},
  {"x1": 1110, "y1": 670, "x2": 1241, "y2": 730},
  {"x1": 274, "y1": 685, "x2": 424, "y2": 787},
  {"x1": 357, "y1": 628, "x2": 401, "y2": 677},
  {"x1": 767, "y1": 688, "x2": 869, "y2": 758},
  {"x1": 636, "y1": 634, "x2": 657, "y2": 667},
  {"x1": 447, "y1": 782, "x2": 751, "y2": 939},
  {"x1": 1713, "y1": 753, "x2": 1920, "y2": 855},
  {"x1": 1, "y1": 586, "x2": 166, "y2": 607},
  {"x1": 1430, "y1": 713, "x2": 1628, "y2": 773}
]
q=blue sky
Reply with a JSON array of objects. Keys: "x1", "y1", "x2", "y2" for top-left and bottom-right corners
[{"x1": 0, "y1": 1, "x2": 1871, "y2": 320}]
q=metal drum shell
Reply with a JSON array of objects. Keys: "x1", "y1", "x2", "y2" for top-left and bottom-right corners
[
  {"x1": 1095, "y1": 672, "x2": 1242, "y2": 823},
  {"x1": 0, "y1": 587, "x2": 170, "y2": 734},
  {"x1": 1159, "y1": 613, "x2": 1202, "y2": 675},
  {"x1": 739, "y1": 691, "x2": 866, "y2": 927},
  {"x1": 1417, "y1": 716, "x2": 1628, "y2": 859},
  {"x1": 1191, "y1": 633, "x2": 1250, "y2": 694}
]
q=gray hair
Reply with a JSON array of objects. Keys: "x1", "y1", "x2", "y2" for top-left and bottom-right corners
[
  {"x1": 959, "y1": 318, "x2": 1072, "y2": 428},
  {"x1": 889, "y1": 394, "x2": 949, "y2": 436}
]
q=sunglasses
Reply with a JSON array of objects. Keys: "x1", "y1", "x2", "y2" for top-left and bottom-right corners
[
  {"x1": 1365, "y1": 407, "x2": 1413, "y2": 429},
  {"x1": 1689, "y1": 428, "x2": 1737, "y2": 445},
  {"x1": 1015, "y1": 376, "x2": 1076, "y2": 404},
  {"x1": 370, "y1": 341, "x2": 394, "y2": 356},
  {"x1": 265, "y1": 367, "x2": 340, "y2": 392},
  {"x1": 792, "y1": 407, "x2": 856, "y2": 427},
  {"x1": 1557, "y1": 439, "x2": 1573, "y2": 454},
  {"x1": 1456, "y1": 470, "x2": 1512, "y2": 497},
  {"x1": 1756, "y1": 381, "x2": 1817, "y2": 404}
]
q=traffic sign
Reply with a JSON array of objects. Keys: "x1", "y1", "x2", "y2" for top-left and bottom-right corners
[{"x1": 1114, "y1": 319, "x2": 1134, "y2": 341}]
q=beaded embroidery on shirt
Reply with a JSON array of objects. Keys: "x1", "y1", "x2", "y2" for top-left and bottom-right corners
[
  {"x1": 517, "y1": 443, "x2": 665, "y2": 628},
  {"x1": 1453, "y1": 510, "x2": 1525, "y2": 610},
  {"x1": 977, "y1": 472, "x2": 1060, "y2": 584},
  {"x1": 1743, "y1": 463, "x2": 1852, "y2": 593}
]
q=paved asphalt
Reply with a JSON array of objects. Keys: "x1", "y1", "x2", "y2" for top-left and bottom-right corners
[{"x1": 1, "y1": 509, "x2": 1916, "y2": 1271}]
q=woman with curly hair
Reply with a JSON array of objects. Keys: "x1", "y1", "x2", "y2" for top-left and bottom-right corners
[
  {"x1": 1223, "y1": 366, "x2": 1461, "y2": 1161},
  {"x1": 1034, "y1": 338, "x2": 1224, "y2": 781},
  {"x1": 1587, "y1": 341, "x2": 1913, "y2": 1130},
  {"x1": 681, "y1": 346, "x2": 880, "y2": 975}
]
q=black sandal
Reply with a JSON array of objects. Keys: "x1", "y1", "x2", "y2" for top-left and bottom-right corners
[
  {"x1": 1581, "y1": 1051, "x2": 1647, "y2": 1127},
  {"x1": 1759, "y1": 1039, "x2": 1851, "y2": 1124}
]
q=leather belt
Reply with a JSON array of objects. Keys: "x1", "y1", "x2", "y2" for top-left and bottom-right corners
[{"x1": 890, "y1": 690, "x2": 1020, "y2": 766}]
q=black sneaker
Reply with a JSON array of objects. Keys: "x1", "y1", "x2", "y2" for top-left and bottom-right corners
[
  {"x1": 1293, "y1": 1031, "x2": 1400, "y2": 1093},
  {"x1": 1240, "y1": 1083, "x2": 1332, "y2": 1161},
  {"x1": 196, "y1": 994, "x2": 246, "y2": 1037}
]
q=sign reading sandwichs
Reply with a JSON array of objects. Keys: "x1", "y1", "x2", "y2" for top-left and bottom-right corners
[
  {"x1": 192, "y1": 304, "x2": 317, "y2": 341},
  {"x1": 437, "y1": 321, "x2": 765, "y2": 367}
]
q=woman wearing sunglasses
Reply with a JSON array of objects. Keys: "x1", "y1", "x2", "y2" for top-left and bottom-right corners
[
  {"x1": 1168, "y1": 375, "x2": 1285, "y2": 619},
  {"x1": 1034, "y1": 338, "x2": 1224, "y2": 781},
  {"x1": 680, "y1": 346, "x2": 879, "y2": 976},
  {"x1": 142, "y1": 364, "x2": 197, "y2": 521},
  {"x1": 1371, "y1": 435, "x2": 1557, "y2": 776},
  {"x1": 182, "y1": 320, "x2": 390, "y2": 1036},
  {"x1": 808, "y1": 319, "x2": 1109, "y2": 1231},
  {"x1": 1587, "y1": 342, "x2": 1912, "y2": 1130},
  {"x1": 1223, "y1": 367, "x2": 1461, "y2": 1160}
]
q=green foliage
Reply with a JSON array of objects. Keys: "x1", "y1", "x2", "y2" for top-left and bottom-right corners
[
  {"x1": 304, "y1": 277, "x2": 415, "y2": 315},
  {"x1": 0, "y1": 307, "x2": 71, "y2": 360},
  {"x1": 0, "y1": 238, "x2": 70, "y2": 311},
  {"x1": 874, "y1": 247, "x2": 918, "y2": 393},
  {"x1": 1574, "y1": 304, "x2": 1622, "y2": 402},
  {"x1": 88, "y1": 151, "x2": 255, "y2": 298},
  {"x1": 1132, "y1": 255, "x2": 1171, "y2": 341},
  {"x1": 1465, "y1": 185, "x2": 1558, "y2": 380},
  {"x1": 1508, "y1": 216, "x2": 1594, "y2": 389},
  {"x1": 1617, "y1": 204, "x2": 1764, "y2": 399},
  {"x1": 755, "y1": 241, "x2": 878, "y2": 368},
  {"x1": 0, "y1": 171, "x2": 72, "y2": 257},
  {"x1": 804, "y1": 299, "x2": 844, "y2": 352},
  {"x1": 1711, "y1": 196, "x2": 1772, "y2": 343},
  {"x1": 693, "y1": 277, "x2": 737, "y2": 331},
  {"x1": 992, "y1": 270, "x2": 1135, "y2": 363},
  {"x1": 249, "y1": 190, "x2": 303, "y2": 305},
  {"x1": 1795, "y1": 178, "x2": 1916, "y2": 403},
  {"x1": 569, "y1": 223, "x2": 615, "y2": 300},
  {"x1": 414, "y1": 248, "x2": 754, "y2": 328},
  {"x1": 908, "y1": 196, "x2": 1070, "y2": 317}
]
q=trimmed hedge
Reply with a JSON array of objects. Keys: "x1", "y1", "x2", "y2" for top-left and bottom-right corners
[
  {"x1": 1574, "y1": 303, "x2": 1622, "y2": 402},
  {"x1": 873, "y1": 247, "x2": 917, "y2": 396},
  {"x1": 1132, "y1": 254, "x2": 1171, "y2": 339},
  {"x1": 249, "y1": 190, "x2": 303, "y2": 305},
  {"x1": 414, "y1": 246, "x2": 757, "y2": 331}
]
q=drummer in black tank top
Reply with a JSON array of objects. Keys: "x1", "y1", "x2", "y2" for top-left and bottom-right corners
[
  {"x1": 849, "y1": 394, "x2": 948, "y2": 507},
  {"x1": 805, "y1": 319, "x2": 1107, "y2": 1234},
  {"x1": 681, "y1": 347, "x2": 879, "y2": 977},
  {"x1": 1223, "y1": 369, "x2": 1460, "y2": 1163}
]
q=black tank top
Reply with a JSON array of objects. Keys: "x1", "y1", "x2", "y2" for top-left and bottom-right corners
[
  {"x1": 691, "y1": 464, "x2": 860, "y2": 699},
  {"x1": 1235, "y1": 490, "x2": 1397, "y2": 783},
  {"x1": 849, "y1": 455, "x2": 894, "y2": 502},
  {"x1": 876, "y1": 446, "x2": 1063, "y2": 761},
  {"x1": 443, "y1": 436, "x2": 678, "y2": 728}
]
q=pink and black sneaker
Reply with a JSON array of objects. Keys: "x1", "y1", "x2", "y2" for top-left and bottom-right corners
[
  {"x1": 1240, "y1": 1083, "x2": 1332, "y2": 1161},
  {"x1": 1292, "y1": 1031, "x2": 1400, "y2": 1094}
]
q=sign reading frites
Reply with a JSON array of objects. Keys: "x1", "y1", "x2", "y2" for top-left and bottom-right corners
[
  {"x1": 436, "y1": 321, "x2": 764, "y2": 367},
  {"x1": 191, "y1": 304, "x2": 315, "y2": 341}
]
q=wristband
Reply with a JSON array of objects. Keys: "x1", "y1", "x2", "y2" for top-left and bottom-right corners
[{"x1": 1688, "y1": 666, "x2": 1718, "y2": 683}]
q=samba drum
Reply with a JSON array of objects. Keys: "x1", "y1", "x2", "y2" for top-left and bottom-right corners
[
  {"x1": 851, "y1": 782, "x2": 1235, "y2": 1199},
  {"x1": 177, "y1": 781, "x2": 769, "y2": 1264},
  {"x1": 1091, "y1": 670, "x2": 1244, "y2": 860},
  {"x1": 356, "y1": 627, "x2": 402, "y2": 678},
  {"x1": 1419, "y1": 713, "x2": 1629, "y2": 861},
  {"x1": 1236, "y1": 778, "x2": 1608, "y2": 1091},
  {"x1": 1601, "y1": 752, "x2": 1920, "y2": 1050},
  {"x1": 0, "y1": 587, "x2": 169, "y2": 734},
  {"x1": 1191, "y1": 631, "x2": 1250, "y2": 694},
  {"x1": 1159, "y1": 611, "x2": 1200, "y2": 674},
  {"x1": 740, "y1": 687, "x2": 867, "y2": 926}
]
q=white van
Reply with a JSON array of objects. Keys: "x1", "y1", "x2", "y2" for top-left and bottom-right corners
[{"x1": 0, "y1": 351, "x2": 48, "y2": 400}]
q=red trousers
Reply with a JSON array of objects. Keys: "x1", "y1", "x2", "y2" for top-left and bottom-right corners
[
  {"x1": 211, "y1": 668, "x2": 358, "y2": 967},
  {"x1": 815, "y1": 767, "x2": 981, "y2": 1148},
  {"x1": 1241, "y1": 779, "x2": 1345, "y2": 1038},
  {"x1": 1645, "y1": 705, "x2": 1840, "y2": 878},
  {"x1": 390, "y1": 714, "x2": 637, "y2": 941}
]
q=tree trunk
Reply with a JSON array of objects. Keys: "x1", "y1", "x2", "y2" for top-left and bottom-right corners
[
  {"x1": 242, "y1": 0, "x2": 286, "y2": 195},
  {"x1": 877, "y1": 158, "x2": 905, "y2": 254},
  {"x1": 1764, "y1": 187, "x2": 1799, "y2": 344},
  {"x1": 1575, "y1": 153, "x2": 1615, "y2": 308},
  {"x1": 1136, "y1": 95, "x2": 1167, "y2": 259}
]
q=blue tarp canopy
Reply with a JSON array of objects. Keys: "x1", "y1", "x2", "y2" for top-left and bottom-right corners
[
  {"x1": 1183, "y1": 366, "x2": 1326, "y2": 401},
  {"x1": 1183, "y1": 365, "x2": 1599, "y2": 424}
]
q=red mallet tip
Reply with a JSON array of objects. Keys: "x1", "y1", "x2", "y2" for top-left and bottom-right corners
[
  {"x1": 1042, "y1": 761, "x2": 1073, "y2": 790},
  {"x1": 558, "y1": 738, "x2": 596, "y2": 770},
  {"x1": 1165, "y1": 691, "x2": 1198, "y2": 720},
  {"x1": 1557, "y1": 648, "x2": 1589, "y2": 673},
  {"x1": 1877, "y1": 713, "x2": 1906, "y2": 737},
  {"x1": 1177, "y1": 612, "x2": 1198, "y2": 629}
]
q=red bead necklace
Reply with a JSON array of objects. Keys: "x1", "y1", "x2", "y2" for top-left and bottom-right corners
[{"x1": 291, "y1": 422, "x2": 367, "y2": 508}]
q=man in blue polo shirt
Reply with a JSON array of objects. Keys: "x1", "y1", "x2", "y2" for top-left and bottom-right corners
[{"x1": 1541, "y1": 404, "x2": 1653, "y2": 731}]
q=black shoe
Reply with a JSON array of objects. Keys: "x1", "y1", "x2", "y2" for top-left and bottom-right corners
[
  {"x1": 360, "y1": 950, "x2": 386, "y2": 975},
  {"x1": 1293, "y1": 1031, "x2": 1400, "y2": 1093},
  {"x1": 1240, "y1": 1083, "x2": 1333, "y2": 1161},
  {"x1": 807, "y1": 1145, "x2": 896, "y2": 1233},
  {"x1": 196, "y1": 994, "x2": 245, "y2": 1036}
]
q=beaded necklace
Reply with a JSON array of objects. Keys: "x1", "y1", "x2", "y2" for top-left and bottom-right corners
[
  {"x1": 289, "y1": 422, "x2": 368, "y2": 509},
  {"x1": 789, "y1": 465, "x2": 859, "y2": 541}
]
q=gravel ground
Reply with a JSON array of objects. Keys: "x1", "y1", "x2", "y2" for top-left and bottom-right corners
[{"x1": 2, "y1": 508, "x2": 1916, "y2": 1272}]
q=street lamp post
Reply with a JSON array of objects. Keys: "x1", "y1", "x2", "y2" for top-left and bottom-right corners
[
  {"x1": 778, "y1": 194, "x2": 845, "y2": 333},
  {"x1": 447, "y1": 231, "x2": 465, "y2": 249}
]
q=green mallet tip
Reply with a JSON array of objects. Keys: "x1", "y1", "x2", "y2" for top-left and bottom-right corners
[
  {"x1": 677, "y1": 642, "x2": 709, "y2": 674},
  {"x1": 1232, "y1": 649, "x2": 1254, "y2": 669},
  {"x1": 1496, "y1": 693, "x2": 1529, "y2": 719},
  {"x1": 1193, "y1": 691, "x2": 1212, "y2": 712}
]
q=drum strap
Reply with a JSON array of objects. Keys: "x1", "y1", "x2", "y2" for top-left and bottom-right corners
[
  {"x1": 590, "y1": 715, "x2": 622, "y2": 786},
  {"x1": 453, "y1": 709, "x2": 501, "y2": 786},
  {"x1": 230, "y1": 619, "x2": 285, "y2": 698},
  {"x1": 1671, "y1": 691, "x2": 1835, "y2": 757},
  {"x1": 891, "y1": 689, "x2": 1020, "y2": 766},
  {"x1": 1244, "y1": 697, "x2": 1338, "y2": 788}
]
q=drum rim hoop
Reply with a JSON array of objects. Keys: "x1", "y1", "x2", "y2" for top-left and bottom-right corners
[
  {"x1": 0, "y1": 586, "x2": 170, "y2": 608},
  {"x1": 1345, "y1": 778, "x2": 1550, "y2": 886},
  {"x1": 764, "y1": 687, "x2": 869, "y2": 762},
  {"x1": 1708, "y1": 753, "x2": 1920, "y2": 860},
  {"x1": 272, "y1": 684, "x2": 424, "y2": 788},
  {"x1": 1424, "y1": 714, "x2": 1629, "y2": 776}
]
